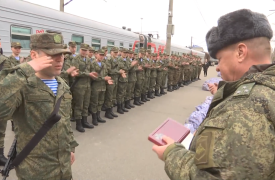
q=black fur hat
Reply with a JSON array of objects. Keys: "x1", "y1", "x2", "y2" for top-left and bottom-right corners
[{"x1": 206, "y1": 9, "x2": 273, "y2": 59}]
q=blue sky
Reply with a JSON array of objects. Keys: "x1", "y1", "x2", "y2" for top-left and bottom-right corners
[{"x1": 23, "y1": 0, "x2": 275, "y2": 51}]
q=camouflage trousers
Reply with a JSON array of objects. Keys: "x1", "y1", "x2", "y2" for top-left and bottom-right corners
[
  {"x1": 184, "y1": 69, "x2": 191, "y2": 81},
  {"x1": 18, "y1": 173, "x2": 72, "y2": 180},
  {"x1": 117, "y1": 82, "x2": 127, "y2": 104},
  {"x1": 155, "y1": 72, "x2": 163, "y2": 90},
  {"x1": 161, "y1": 72, "x2": 168, "y2": 88},
  {"x1": 0, "y1": 120, "x2": 7, "y2": 148},
  {"x1": 173, "y1": 70, "x2": 180, "y2": 85},
  {"x1": 104, "y1": 84, "x2": 115, "y2": 108},
  {"x1": 149, "y1": 77, "x2": 156, "y2": 91},
  {"x1": 89, "y1": 90, "x2": 105, "y2": 113},
  {"x1": 142, "y1": 76, "x2": 150, "y2": 94},
  {"x1": 197, "y1": 66, "x2": 202, "y2": 78},
  {"x1": 168, "y1": 70, "x2": 175, "y2": 86},
  {"x1": 126, "y1": 81, "x2": 136, "y2": 101},
  {"x1": 192, "y1": 67, "x2": 197, "y2": 79},
  {"x1": 134, "y1": 77, "x2": 144, "y2": 97},
  {"x1": 72, "y1": 86, "x2": 91, "y2": 120},
  {"x1": 179, "y1": 69, "x2": 184, "y2": 82}
]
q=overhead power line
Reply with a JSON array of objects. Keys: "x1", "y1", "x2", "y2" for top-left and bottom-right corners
[{"x1": 194, "y1": 0, "x2": 208, "y2": 27}]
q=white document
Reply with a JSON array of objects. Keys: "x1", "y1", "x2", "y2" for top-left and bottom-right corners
[{"x1": 181, "y1": 133, "x2": 194, "y2": 150}]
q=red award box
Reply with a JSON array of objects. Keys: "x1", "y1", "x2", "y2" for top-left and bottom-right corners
[{"x1": 148, "y1": 118, "x2": 190, "y2": 146}]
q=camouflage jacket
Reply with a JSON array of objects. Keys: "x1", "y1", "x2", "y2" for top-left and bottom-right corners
[
  {"x1": 71, "y1": 55, "x2": 92, "y2": 88},
  {"x1": 2, "y1": 55, "x2": 21, "y2": 69},
  {"x1": 136, "y1": 58, "x2": 145, "y2": 80},
  {"x1": 117, "y1": 57, "x2": 130, "y2": 83},
  {"x1": 150, "y1": 60, "x2": 158, "y2": 78},
  {"x1": 60, "y1": 58, "x2": 72, "y2": 85},
  {"x1": 0, "y1": 55, "x2": 7, "y2": 70},
  {"x1": 144, "y1": 58, "x2": 151, "y2": 77},
  {"x1": 106, "y1": 57, "x2": 121, "y2": 84},
  {"x1": 164, "y1": 64, "x2": 275, "y2": 180},
  {"x1": 90, "y1": 60, "x2": 108, "y2": 91},
  {"x1": 127, "y1": 58, "x2": 137, "y2": 82},
  {"x1": 0, "y1": 63, "x2": 78, "y2": 180},
  {"x1": 64, "y1": 54, "x2": 76, "y2": 63}
]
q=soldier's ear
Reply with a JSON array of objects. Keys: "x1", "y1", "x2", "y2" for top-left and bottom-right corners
[{"x1": 30, "y1": 50, "x2": 39, "y2": 60}]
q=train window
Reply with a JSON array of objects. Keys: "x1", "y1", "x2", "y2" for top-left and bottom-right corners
[
  {"x1": 11, "y1": 26, "x2": 32, "y2": 49},
  {"x1": 129, "y1": 44, "x2": 132, "y2": 50},
  {"x1": 135, "y1": 44, "x2": 139, "y2": 53},
  {"x1": 107, "y1": 40, "x2": 115, "y2": 53},
  {"x1": 72, "y1": 35, "x2": 84, "y2": 51},
  {"x1": 120, "y1": 42, "x2": 124, "y2": 49},
  {"x1": 92, "y1": 38, "x2": 101, "y2": 51}
]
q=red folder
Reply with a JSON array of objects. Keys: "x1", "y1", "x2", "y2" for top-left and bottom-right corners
[{"x1": 148, "y1": 118, "x2": 190, "y2": 146}]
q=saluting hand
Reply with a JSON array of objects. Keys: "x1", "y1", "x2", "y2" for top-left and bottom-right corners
[{"x1": 27, "y1": 56, "x2": 53, "y2": 72}]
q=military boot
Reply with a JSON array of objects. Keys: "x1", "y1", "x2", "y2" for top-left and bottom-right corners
[
  {"x1": 141, "y1": 94, "x2": 147, "y2": 102},
  {"x1": 110, "y1": 107, "x2": 118, "y2": 117},
  {"x1": 151, "y1": 91, "x2": 155, "y2": 98},
  {"x1": 81, "y1": 116, "x2": 94, "y2": 129},
  {"x1": 125, "y1": 100, "x2": 131, "y2": 109},
  {"x1": 198, "y1": 77, "x2": 201, "y2": 80},
  {"x1": 97, "y1": 111, "x2": 106, "y2": 123},
  {"x1": 92, "y1": 113, "x2": 98, "y2": 126},
  {"x1": 105, "y1": 108, "x2": 114, "y2": 119},
  {"x1": 0, "y1": 148, "x2": 7, "y2": 166},
  {"x1": 129, "y1": 100, "x2": 135, "y2": 108},
  {"x1": 145, "y1": 93, "x2": 151, "y2": 101},
  {"x1": 101, "y1": 104, "x2": 107, "y2": 111},
  {"x1": 133, "y1": 97, "x2": 141, "y2": 106},
  {"x1": 138, "y1": 97, "x2": 144, "y2": 104},
  {"x1": 178, "y1": 82, "x2": 184, "y2": 87},
  {"x1": 11, "y1": 121, "x2": 14, "y2": 131},
  {"x1": 117, "y1": 103, "x2": 124, "y2": 114},
  {"x1": 160, "y1": 88, "x2": 167, "y2": 95},
  {"x1": 148, "y1": 91, "x2": 154, "y2": 99},
  {"x1": 122, "y1": 103, "x2": 129, "y2": 112},
  {"x1": 155, "y1": 89, "x2": 161, "y2": 97},
  {"x1": 76, "y1": 119, "x2": 85, "y2": 132},
  {"x1": 168, "y1": 86, "x2": 173, "y2": 92}
]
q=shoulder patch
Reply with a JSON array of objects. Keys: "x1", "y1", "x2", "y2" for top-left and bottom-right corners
[{"x1": 233, "y1": 82, "x2": 255, "y2": 97}]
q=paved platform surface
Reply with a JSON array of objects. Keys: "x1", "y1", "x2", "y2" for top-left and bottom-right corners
[{"x1": 2, "y1": 66, "x2": 218, "y2": 180}]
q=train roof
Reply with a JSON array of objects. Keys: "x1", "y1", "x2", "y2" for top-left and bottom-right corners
[{"x1": 1, "y1": 0, "x2": 139, "y2": 39}]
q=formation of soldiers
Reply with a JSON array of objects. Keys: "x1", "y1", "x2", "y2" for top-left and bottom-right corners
[{"x1": 0, "y1": 41, "x2": 203, "y2": 135}]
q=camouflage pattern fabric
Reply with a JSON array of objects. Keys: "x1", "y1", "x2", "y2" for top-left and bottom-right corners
[
  {"x1": 117, "y1": 57, "x2": 129, "y2": 104},
  {"x1": 173, "y1": 60, "x2": 180, "y2": 85},
  {"x1": 126, "y1": 58, "x2": 137, "y2": 101},
  {"x1": 142, "y1": 58, "x2": 151, "y2": 94},
  {"x1": 134, "y1": 58, "x2": 145, "y2": 98},
  {"x1": 155, "y1": 60, "x2": 164, "y2": 90},
  {"x1": 71, "y1": 55, "x2": 92, "y2": 120},
  {"x1": 89, "y1": 60, "x2": 108, "y2": 113},
  {"x1": 168, "y1": 59, "x2": 175, "y2": 86},
  {"x1": 149, "y1": 59, "x2": 157, "y2": 91},
  {"x1": 163, "y1": 64, "x2": 275, "y2": 180},
  {"x1": 0, "y1": 63, "x2": 78, "y2": 180},
  {"x1": 161, "y1": 58, "x2": 169, "y2": 88}
]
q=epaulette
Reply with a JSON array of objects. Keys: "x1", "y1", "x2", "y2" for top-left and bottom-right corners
[{"x1": 233, "y1": 82, "x2": 255, "y2": 97}]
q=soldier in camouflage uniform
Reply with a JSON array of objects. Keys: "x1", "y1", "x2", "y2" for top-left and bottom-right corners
[
  {"x1": 88, "y1": 46, "x2": 95, "y2": 61},
  {"x1": 143, "y1": 50, "x2": 152, "y2": 100},
  {"x1": 153, "y1": 9, "x2": 275, "y2": 180},
  {"x1": 133, "y1": 49, "x2": 145, "y2": 105},
  {"x1": 104, "y1": 47, "x2": 124, "y2": 119},
  {"x1": 125, "y1": 49, "x2": 138, "y2": 109},
  {"x1": 197, "y1": 57, "x2": 202, "y2": 80},
  {"x1": 161, "y1": 53, "x2": 169, "y2": 91},
  {"x1": 183, "y1": 54, "x2": 191, "y2": 85},
  {"x1": 90, "y1": 49, "x2": 113, "y2": 125},
  {"x1": 172, "y1": 55, "x2": 180, "y2": 90},
  {"x1": 167, "y1": 54, "x2": 176, "y2": 92},
  {"x1": 117, "y1": 48, "x2": 137, "y2": 114},
  {"x1": 71, "y1": 43, "x2": 95, "y2": 132},
  {"x1": 148, "y1": 53, "x2": 158, "y2": 98},
  {"x1": 155, "y1": 53, "x2": 164, "y2": 96},
  {"x1": 0, "y1": 31, "x2": 78, "y2": 180},
  {"x1": 0, "y1": 53, "x2": 8, "y2": 166}
]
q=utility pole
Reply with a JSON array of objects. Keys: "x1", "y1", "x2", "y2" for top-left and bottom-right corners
[
  {"x1": 141, "y1": 18, "x2": 143, "y2": 34},
  {"x1": 165, "y1": 0, "x2": 174, "y2": 56},
  {"x1": 60, "y1": 0, "x2": 64, "y2": 12},
  {"x1": 191, "y1": 36, "x2": 193, "y2": 48}
]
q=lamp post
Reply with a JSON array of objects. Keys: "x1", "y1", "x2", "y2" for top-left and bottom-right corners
[{"x1": 141, "y1": 18, "x2": 143, "y2": 34}]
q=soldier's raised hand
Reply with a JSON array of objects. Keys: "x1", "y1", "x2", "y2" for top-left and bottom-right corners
[{"x1": 27, "y1": 56, "x2": 53, "y2": 72}]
